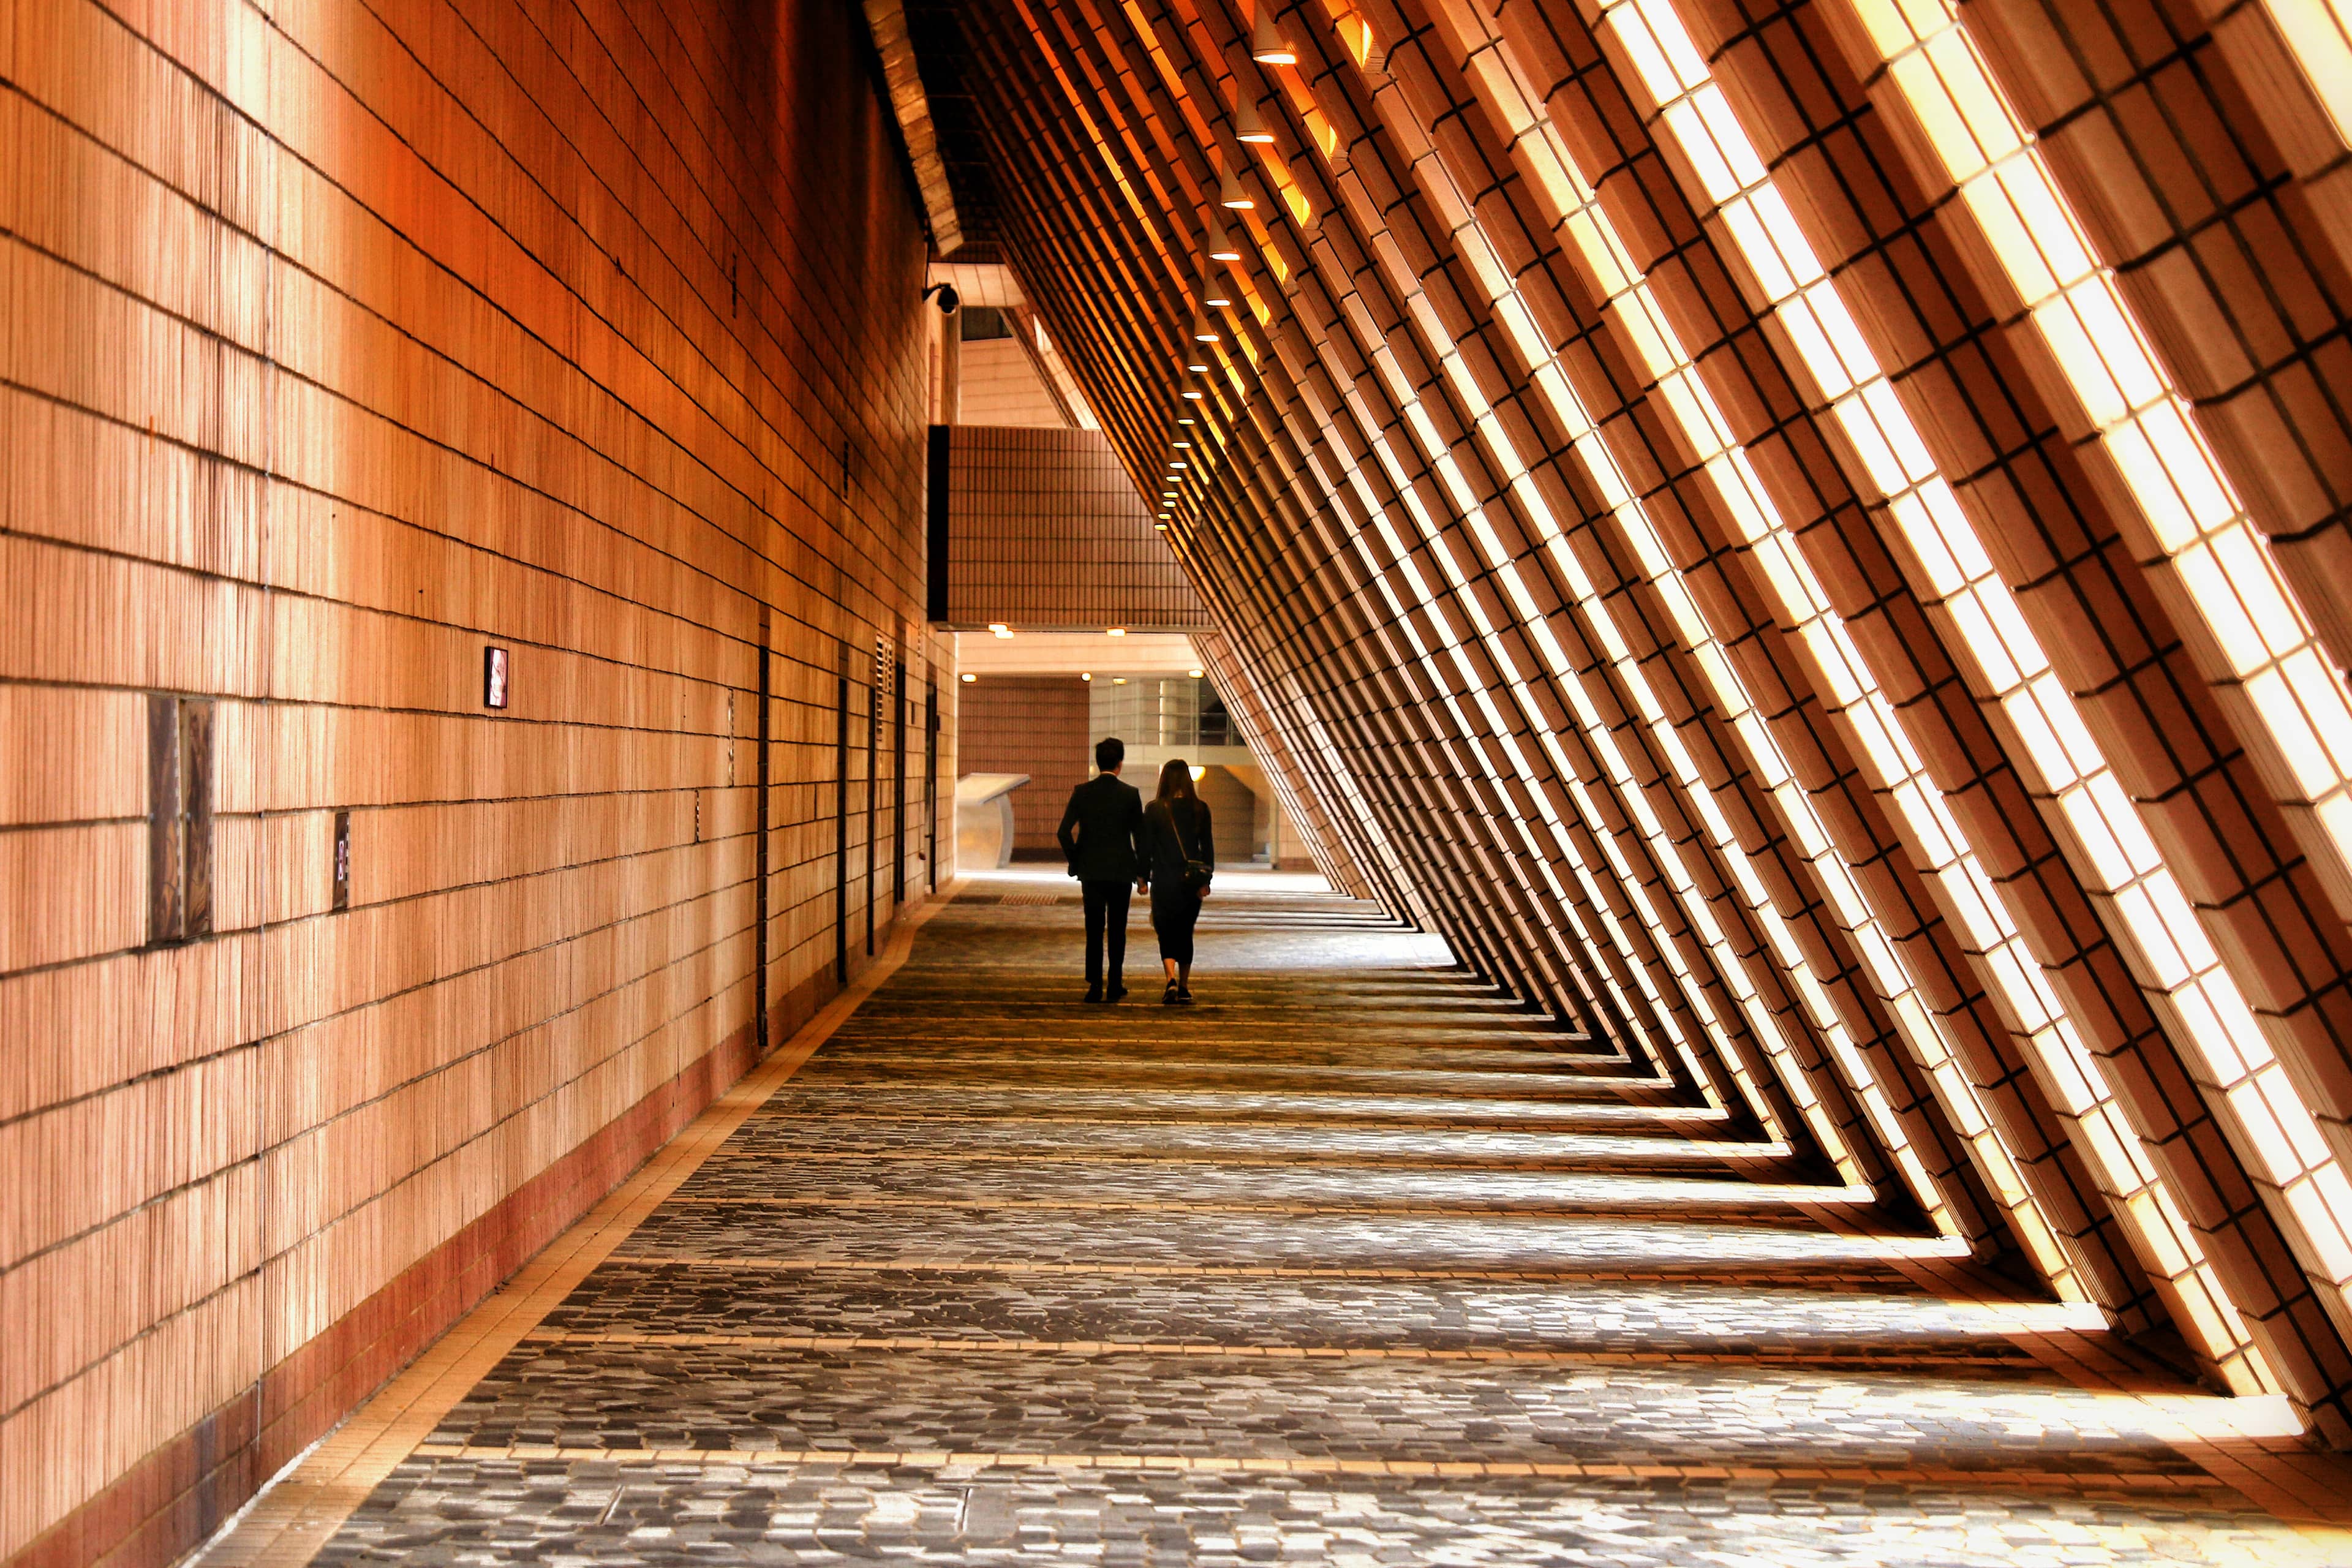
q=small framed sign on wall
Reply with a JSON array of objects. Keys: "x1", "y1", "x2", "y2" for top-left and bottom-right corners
[{"x1": 483, "y1": 646, "x2": 511, "y2": 709}]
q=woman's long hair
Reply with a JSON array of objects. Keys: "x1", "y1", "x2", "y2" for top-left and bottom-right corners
[{"x1": 1156, "y1": 758, "x2": 1197, "y2": 804}]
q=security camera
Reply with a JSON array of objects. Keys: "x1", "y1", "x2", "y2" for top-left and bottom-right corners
[{"x1": 922, "y1": 282, "x2": 960, "y2": 315}]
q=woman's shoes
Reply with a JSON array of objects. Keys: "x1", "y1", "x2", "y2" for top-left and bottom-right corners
[
  {"x1": 1175, "y1": 985, "x2": 1194, "y2": 1006},
  {"x1": 1163, "y1": 982, "x2": 1181, "y2": 1006}
]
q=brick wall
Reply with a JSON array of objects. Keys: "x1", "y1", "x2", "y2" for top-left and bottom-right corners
[
  {"x1": 941, "y1": 426, "x2": 1210, "y2": 630},
  {"x1": 1196, "y1": 766, "x2": 1258, "y2": 867},
  {"x1": 957, "y1": 339, "x2": 1066, "y2": 427},
  {"x1": 957, "y1": 676, "x2": 1094, "y2": 858},
  {"x1": 0, "y1": 1, "x2": 952, "y2": 1562}
]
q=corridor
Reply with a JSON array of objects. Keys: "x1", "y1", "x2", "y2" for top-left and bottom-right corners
[{"x1": 205, "y1": 875, "x2": 2350, "y2": 1566}]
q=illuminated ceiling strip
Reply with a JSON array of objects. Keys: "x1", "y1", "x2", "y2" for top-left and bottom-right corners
[{"x1": 2260, "y1": 1, "x2": 2352, "y2": 148}]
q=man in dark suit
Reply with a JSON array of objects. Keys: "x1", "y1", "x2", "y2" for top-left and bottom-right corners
[{"x1": 1057, "y1": 736, "x2": 1145, "y2": 1003}]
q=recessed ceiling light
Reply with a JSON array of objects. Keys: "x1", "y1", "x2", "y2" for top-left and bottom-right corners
[
  {"x1": 1188, "y1": 668, "x2": 1204, "y2": 677},
  {"x1": 1107, "y1": 627, "x2": 1128, "y2": 636},
  {"x1": 960, "y1": 673, "x2": 976, "y2": 682}
]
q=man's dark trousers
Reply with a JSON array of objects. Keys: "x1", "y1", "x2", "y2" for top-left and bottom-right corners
[
  {"x1": 1059, "y1": 768, "x2": 1145, "y2": 997},
  {"x1": 1082, "y1": 878, "x2": 1131, "y2": 992}
]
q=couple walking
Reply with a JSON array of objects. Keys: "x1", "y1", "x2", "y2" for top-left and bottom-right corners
[{"x1": 1055, "y1": 736, "x2": 1214, "y2": 1005}]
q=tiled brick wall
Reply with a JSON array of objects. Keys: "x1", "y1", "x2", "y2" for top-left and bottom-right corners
[
  {"x1": 0, "y1": 0, "x2": 953, "y2": 1561},
  {"x1": 941, "y1": 426, "x2": 1212, "y2": 629},
  {"x1": 956, "y1": 675, "x2": 1095, "y2": 858},
  {"x1": 958, "y1": 339, "x2": 1069, "y2": 427}
]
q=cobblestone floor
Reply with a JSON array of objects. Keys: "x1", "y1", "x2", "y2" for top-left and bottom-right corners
[{"x1": 309, "y1": 875, "x2": 2352, "y2": 1564}]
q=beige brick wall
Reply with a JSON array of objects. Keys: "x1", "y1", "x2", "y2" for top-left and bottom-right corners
[
  {"x1": 957, "y1": 675, "x2": 1094, "y2": 858},
  {"x1": 0, "y1": 0, "x2": 953, "y2": 1558},
  {"x1": 957, "y1": 339, "x2": 1067, "y2": 428},
  {"x1": 941, "y1": 426, "x2": 1209, "y2": 630}
]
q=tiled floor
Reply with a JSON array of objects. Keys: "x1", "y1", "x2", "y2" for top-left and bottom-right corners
[{"x1": 241, "y1": 874, "x2": 2352, "y2": 1564}]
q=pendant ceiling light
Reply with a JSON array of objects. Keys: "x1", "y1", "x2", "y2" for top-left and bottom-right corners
[
  {"x1": 1236, "y1": 101, "x2": 1275, "y2": 146},
  {"x1": 1250, "y1": 7, "x2": 1295, "y2": 65},
  {"x1": 1205, "y1": 217, "x2": 1242, "y2": 263},
  {"x1": 1218, "y1": 167, "x2": 1255, "y2": 210}
]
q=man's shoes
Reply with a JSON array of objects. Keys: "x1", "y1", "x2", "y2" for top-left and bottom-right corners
[
  {"x1": 1175, "y1": 986, "x2": 1194, "y2": 1005},
  {"x1": 1107, "y1": 984, "x2": 1128, "y2": 1003},
  {"x1": 1083, "y1": 986, "x2": 1104, "y2": 1004},
  {"x1": 1163, "y1": 982, "x2": 1181, "y2": 1006}
]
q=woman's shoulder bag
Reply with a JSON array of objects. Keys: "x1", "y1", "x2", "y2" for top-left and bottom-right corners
[{"x1": 1174, "y1": 800, "x2": 1213, "y2": 896}]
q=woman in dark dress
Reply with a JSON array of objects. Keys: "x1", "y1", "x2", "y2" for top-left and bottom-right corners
[{"x1": 1139, "y1": 758, "x2": 1213, "y2": 1005}]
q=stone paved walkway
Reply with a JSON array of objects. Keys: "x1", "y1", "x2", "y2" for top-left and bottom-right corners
[{"x1": 302, "y1": 874, "x2": 2352, "y2": 1564}]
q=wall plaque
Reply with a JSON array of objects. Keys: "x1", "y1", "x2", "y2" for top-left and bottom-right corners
[{"x1": 484, "y1": 646, "x2": 511, "y2": 709}]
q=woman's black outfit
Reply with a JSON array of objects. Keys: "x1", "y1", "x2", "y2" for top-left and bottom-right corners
[{"x1": 1144, "y1": 796, "x2": 1214, "y2": 965}]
